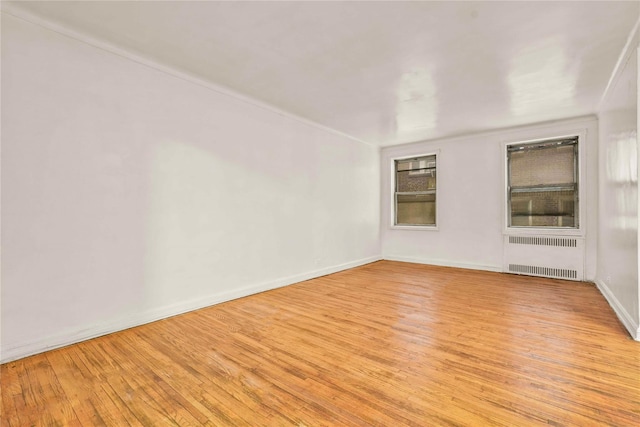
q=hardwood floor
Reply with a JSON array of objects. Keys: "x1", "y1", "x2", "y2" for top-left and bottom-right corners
[{"x1": 2, "y1": 261, "x2": 639, "y2": 426}]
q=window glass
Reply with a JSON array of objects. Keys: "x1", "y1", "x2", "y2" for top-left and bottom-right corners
[
  {"x1": 395, "y1": 155, "x2": 436, "y2": 226},
  {"x1": 508, "y1": 138, "x2": 578, "y2": 228}
]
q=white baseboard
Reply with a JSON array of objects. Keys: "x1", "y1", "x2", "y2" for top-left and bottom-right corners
[
  {"x1": 595, "y1": 279, "x2": 640, "y2": 341},
  {"x1": 383, "y1": 255, "x2": 502, "y2": 273},
  {"x1": 385, "y1": 257, "x2": 639, "y2": 340},
  {"x1": 0, "y1": 255, "x2": 382, "y2": 363}
]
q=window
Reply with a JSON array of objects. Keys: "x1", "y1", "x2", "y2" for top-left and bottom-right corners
[
  {"x1": 507, "y1": 136, "x2": 578, "y2": 228},
  {"x1": 394, "y1": 154, "x2": 436, "y2": 226}
]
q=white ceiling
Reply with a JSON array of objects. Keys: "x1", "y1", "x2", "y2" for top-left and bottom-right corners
[{"x1": 4, "y1": 1, "x2": 639, "y2": 146}]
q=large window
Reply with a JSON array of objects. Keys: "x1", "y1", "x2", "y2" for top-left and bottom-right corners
[
  {"x1": 394, "y1": 154, "x2": 436, "y2": 226},
  {"x1": 507, "y1": 136, "x2": 578, "y2": 228}
]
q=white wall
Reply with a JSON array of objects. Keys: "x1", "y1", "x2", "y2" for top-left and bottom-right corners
[
  {"x1": 381, "y1": 117, "x2": 599, "y2": 278},
  {"x1": 596, "y1": 23, "x2": 639, "y2": 339},
  {"x1": 0, "y1": 14, "x2": 380, "y2": 362}
]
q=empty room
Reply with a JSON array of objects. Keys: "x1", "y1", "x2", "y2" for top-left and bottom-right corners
[{"x1": 1, "y1": 1, "x2": 639, "y2": 426}]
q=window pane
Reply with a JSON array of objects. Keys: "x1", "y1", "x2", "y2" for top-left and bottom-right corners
[
  {"x1": 396, "y1": 169, "x2": 436, "y2": 192},
  {"x1": 508, "y1": 138, "x2": 578, "y2": 229},
  {"x1": 510, "y1": 189, "x2": 575, "y2": 227},
  {"x1": 396, "y1": 155, "x2": 436, "y2": 172},
  {"x1": 395, "y1": 154, "x2": 436, "y2": 227},
  {"x1": 397, "y1": 193, "x2": 435, "y2": 225},
  {"x1": 510, "y1": 145, "x2": 575, "y2": 187}
]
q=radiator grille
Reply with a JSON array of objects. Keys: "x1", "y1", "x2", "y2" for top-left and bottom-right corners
[
  {"x1": 508, "y1": 264, "x2": 577, "y2": 279},
  {"x1": 508, "y1": 236, "x2": 577, "y2": 247}
]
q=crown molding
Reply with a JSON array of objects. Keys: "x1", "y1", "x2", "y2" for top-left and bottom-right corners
[
  {"x1": 598, "y1": 14, "x2": 640, "y2": 111},
  {"x1": 1, "y1": 2, "x2": 375, "y2": 147}
]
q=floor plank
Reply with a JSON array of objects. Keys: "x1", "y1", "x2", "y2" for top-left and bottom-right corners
[{"x1": 2, "y1": 261, "x2": 639, "y2": 426}]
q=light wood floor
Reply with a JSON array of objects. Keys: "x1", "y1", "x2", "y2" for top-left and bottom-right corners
[{"x1": 2, "y1": 261, "x2": 639, "y2": 426}]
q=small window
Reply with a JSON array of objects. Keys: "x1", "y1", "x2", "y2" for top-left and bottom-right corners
[
  {"x1": 394, "y1": 154, "x2": 436, "y2": 226},
  {"x1": 507, "y1": 136, "x2": 578, "y2": 228}
]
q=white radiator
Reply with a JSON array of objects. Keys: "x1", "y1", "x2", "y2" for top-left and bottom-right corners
[{"x1": 503, "y1": 235, "x2": 585, "y2": 281}]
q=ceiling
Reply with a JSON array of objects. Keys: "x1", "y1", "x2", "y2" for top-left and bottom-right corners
[{"x1": 4, "y1": 1, "x2": 639, "y2": 146}]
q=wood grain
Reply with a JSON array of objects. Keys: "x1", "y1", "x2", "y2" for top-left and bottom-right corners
[{"x1": 2, "y1": 261, "x2": 639, "y2": 426}]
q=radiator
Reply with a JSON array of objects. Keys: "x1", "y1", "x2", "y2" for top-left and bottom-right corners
[{"x1": 503, "y1": 235, "x2": 585, "y2": 281}]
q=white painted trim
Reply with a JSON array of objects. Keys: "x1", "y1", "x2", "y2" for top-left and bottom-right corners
[
  {"x1": 595, "y1": 279, "x2": 640, "y2": 341},
  {"x1": 638, "y1": 46, "x2": 640, "y2": 345},
  {"x1": 383, "y1": 255, "x2": 502, "y2": 273},
  {"x1": 385, "y1": 259, "x2": 638, "y2": 340},
  {"x1": 0, "y1": 256, "x2": 382, "y2": 363},
  {"x1": 0, "y1": 6, "x2": 374, "y2": 148},
  {"x1": 598, "y1": 14, "x2": 640, "y2": 111},
  {"x1": 390, "y1": 225, "x2": 439, "y2": 231},
  {"x1": 380, "y1": 115, "x2": 598, "y2": 149},
  {"x1": 0, "y1": 4, "x2": 4, "y2": 365}
]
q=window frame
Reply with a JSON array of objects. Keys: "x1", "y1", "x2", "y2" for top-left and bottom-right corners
[
  {"x1": 503, "y1": 131, "x2": 586, "y2": 236},
  {"x1": 390, "y1": 151, "x2": 439, "y2": 230}
]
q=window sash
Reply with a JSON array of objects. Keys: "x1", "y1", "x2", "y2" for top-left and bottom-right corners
[
  {"x1": 507, "y1": 137, "x2": 579, "y2": 229},
  {"x1": 394, "y1": 155, "x2": 436, "y2": 226}
]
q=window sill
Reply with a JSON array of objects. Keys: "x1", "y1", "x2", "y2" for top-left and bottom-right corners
[
  {"x1": 504, "y1": 226, "x2": 584, "y2": 237},
  {"x1": 390, "y1": 225, "x2": 439, "y2": 231}
]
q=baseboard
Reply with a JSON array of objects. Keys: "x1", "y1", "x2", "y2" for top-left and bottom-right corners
[
  {"x1": 383, "y1": 255, "x2": 502, "y2": 273},
  {"x1": 595, "y1": 279, "x2": 640, "y2": 341},
  {"x1": 0, "y1": 255, "x2": 382, "y2": 363}
]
